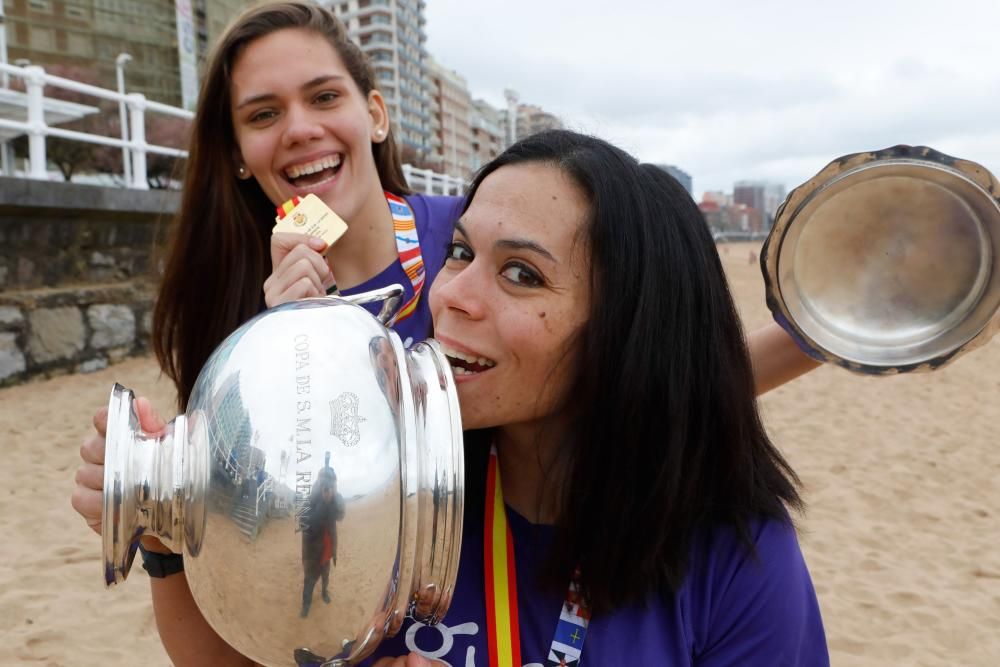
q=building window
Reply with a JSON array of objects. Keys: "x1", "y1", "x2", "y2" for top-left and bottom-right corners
[
  {"x1": 29, "y1": 25, "x2": 56, "y2": 51},
  {"x1": 29, "y1": 0, "x2": 52, "y2": 11},
  {"x1": 67, "y1": 31, "x2": 93, "y2": 57},
  {"x1": 66, "y1": 4, "x2": 90, "y2": 20}
]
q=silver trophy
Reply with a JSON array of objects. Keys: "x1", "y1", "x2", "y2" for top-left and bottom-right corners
[
  {"x1": 101, "y1": 284, "x2": 464, "y2": 666},
  {"x1": 762, "y1": 145, "x2": 1000, "y2": 373}
]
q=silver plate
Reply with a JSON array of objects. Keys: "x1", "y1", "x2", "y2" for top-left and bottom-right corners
[{"x1": 762, "y1": 145, "x2": 1000, "y2": 373}]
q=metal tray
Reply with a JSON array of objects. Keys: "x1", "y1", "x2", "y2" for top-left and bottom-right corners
[{"x1": 761, "y1": 145, "x2": 1000, "y2": 373}]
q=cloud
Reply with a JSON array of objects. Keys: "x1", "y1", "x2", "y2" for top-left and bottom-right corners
[{"x1": 424, "y1": 0, "x2": 1000, "y2": 191}]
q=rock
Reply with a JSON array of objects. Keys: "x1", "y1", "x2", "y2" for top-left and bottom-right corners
[
  {"x1": 27, "y1": 307, "x2": 85, "y2": 363},
  {"x1": 88, "y1": 304, "x2": 136, "y2": 349},
  {"x1": 90, "y1": 251, "x2": 116, "y2": 267},
  {"x1": 0, "y1": 333, "x2": 26, "y2": 381},
  {"x1": 0, "y1": 306, "x2": 24, "y2": 330},
  {"x1": 77, "y1": 357, "x2": 109, "y2": 374}
]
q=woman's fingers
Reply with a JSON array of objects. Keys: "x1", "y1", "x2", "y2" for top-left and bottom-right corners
[
  {"x1": 79, "y1": 432, "x2": 105, "y2": 465},
  {"x1": 75, "y1": 461, "x2": 103, "y2": 490},
  {"x1": 270, "y1": 232, "x2": 327, "y2": 273},
  {"x1": 92, "y1": 405, "x2": 109, "y2": 438},
  {"x1": 134, "y1": 396, "x2": 167, "y2": 434},
  {"x1": 264, "y1": 239, "x2": 334, "y2": 307},
  {"x1": 75, "y1": 397, "x2": 164, "y2": 536},
  {"x1": 70, "y1": 480, "x2": 103, "y2": 534}
]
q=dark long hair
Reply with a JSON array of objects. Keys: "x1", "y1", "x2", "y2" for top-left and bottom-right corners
[
  {"x1": 462, "y1": 130, "x2": 802, "y2": 614},
  {"x1": 153, "y1": 1, "x2": 410, "y2": 409}
]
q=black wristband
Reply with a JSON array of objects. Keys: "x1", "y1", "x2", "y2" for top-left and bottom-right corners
[{"x1": 138, "y1": 543, "x2": 185, "y2": 578}]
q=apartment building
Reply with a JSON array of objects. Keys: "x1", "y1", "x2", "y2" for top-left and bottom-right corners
[
  {"x1": 327, "y1": 0, "x2": 433, "y2": 159},
  {"x1": 428, "y1": 57, "x2": 472, "y2": 177},
  {"x1": 2, "y1": 0, "x2": 252, "y2": 107},
  {"x1": 469, "y1": 98, "x2": 503, "y2": 172},
  {"x1": 515, "y1": 103, "x2": 562, "y2": 141}
]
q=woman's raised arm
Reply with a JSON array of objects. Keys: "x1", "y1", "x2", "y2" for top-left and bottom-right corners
[{"x1": 747, "y1": 321, "x2": 822, "y2": 396}]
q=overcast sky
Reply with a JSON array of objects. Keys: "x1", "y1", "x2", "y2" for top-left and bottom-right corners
[{"x1": 424, "y1": 0, "x2": 1000, "y2": 195}]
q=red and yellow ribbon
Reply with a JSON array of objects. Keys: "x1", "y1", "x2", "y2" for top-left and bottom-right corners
[{"x1": 485, "y1": 445, "x2": 522, "y2": 667}]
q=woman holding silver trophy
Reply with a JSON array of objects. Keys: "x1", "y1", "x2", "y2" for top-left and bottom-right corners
[
  {"x1": 360, "y1": 131, "x2": 830, "y2": 665},
  {"x1": 75, "y1": 126, "x2": 831, "y2": 665},
  {"x1": 65, "y1": 2, "x2": 879, "y2": 665}
]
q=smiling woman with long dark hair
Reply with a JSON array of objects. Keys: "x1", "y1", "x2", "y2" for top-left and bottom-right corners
[{"x1": 72, "y1": 125, "x2": 828, "y2": 665}]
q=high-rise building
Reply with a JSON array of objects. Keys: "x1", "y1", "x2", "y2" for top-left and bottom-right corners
[
  {"x1": 734, "y1": 180, "x2": 786, "y2": 228},
  {"x1": 469, "y1": 98, "x2": 504, "y2": 172},
  {"x1": 701, "y1": 190, "x2": 732, "y2": 207},
  {"x1": 763, "y1": 183, "x2": 787, "y2": 224},
  {"x1": 656, "y1": 164, "x2": 692, "y2": 195},
  {"x1": 503, "y1": 88, "x2": 518, "y2": 147},
  {"x1": 2, "y1": 0, "x2": 253, "y2": 107},
  {"x1": 327, "y1": 0, "x2": 433, "y2": 158},
  {"x1": 733, "y1": 180, "x2": 766, "y2": 213},
  {"x1": 515, "y1": 103, "x2": 562, "y2": 141},
  {"x1": 193, "y1": 1, "x2": 252, "y2": 64},
  {"x1": 428, "y1": 57, "x2": 472, "y2": 177}
]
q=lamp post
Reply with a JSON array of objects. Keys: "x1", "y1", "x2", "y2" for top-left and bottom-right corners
[
  {"x1": 1, "y1": 3, "x2": 10, "y2": 89},
  {"x1": 115, "y1": 53, "x2": 132, "y2": 186}
]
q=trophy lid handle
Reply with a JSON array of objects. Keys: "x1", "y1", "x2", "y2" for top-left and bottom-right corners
[{"x1": 336, "y1": 283, "x2": 404, "y2": 326}]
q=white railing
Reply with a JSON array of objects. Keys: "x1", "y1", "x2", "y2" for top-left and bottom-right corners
[
  {"x1": 255, "y1": 476, "x2": 273, "y2": 518},
  {"x1": 0, "y1": 62, "x2": 193, "y2": 190},
  {"x1": 402, "y1": 163, "x2": 465, "y2": 196},
  {"x1": 0, "y1": 61, "x2": 465, "y2": 194}
]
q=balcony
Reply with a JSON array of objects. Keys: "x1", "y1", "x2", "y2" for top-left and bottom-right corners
[{"x1": 353, "y1": 23, "x2": 393, "y2": 38}]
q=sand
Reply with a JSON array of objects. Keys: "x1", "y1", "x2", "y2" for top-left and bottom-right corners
[{"x1": 2, "y1": 241, "x2": 998, "y2": 666}]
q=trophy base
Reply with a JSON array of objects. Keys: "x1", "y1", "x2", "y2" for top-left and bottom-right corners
[{"x1": 102, "y1": 383, "x2": 141, "y2": 586}]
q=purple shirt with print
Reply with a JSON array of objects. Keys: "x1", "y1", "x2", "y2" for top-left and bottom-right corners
[
  {"x1": 339, "y1": 194, "x2": 463, "y2": 347},
  {"x1": 360, "y1": 503, "x2": 828, "y2": 666}
]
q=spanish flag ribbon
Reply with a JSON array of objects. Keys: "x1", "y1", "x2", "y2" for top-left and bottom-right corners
[
  {"x1": 485, "y1": 445, "x2": 522, "y2": 667},
  {"x1": 275, "y1": 197, "x2": 302, "y2": 220},
  {"x1": 485, "y1": 444, "x2": 592, "y2": 667}
]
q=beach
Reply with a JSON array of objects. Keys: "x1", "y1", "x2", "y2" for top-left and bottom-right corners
[{"x1": 2, "y1": 241, "x2": 998, "y2": 665}]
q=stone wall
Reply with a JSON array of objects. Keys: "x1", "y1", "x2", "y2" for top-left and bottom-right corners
[
  {"x1": 0, "y1": 177, "x2": 179, "y2": 385},
  {"x1": 0, "y1": 282, "x2": 156, "y2": 384}
]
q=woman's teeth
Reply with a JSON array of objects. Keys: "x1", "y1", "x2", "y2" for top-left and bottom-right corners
[
  {"x1": 285, "y1": 154, "x2": 342, "y2": 180},
  {"x1": 441, "y1": 344, "x2": 496, "y2": 375}
]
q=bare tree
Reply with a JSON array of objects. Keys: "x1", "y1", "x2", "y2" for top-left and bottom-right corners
[
  {"x1": 143, "y1": 116, "x2": 191, "y2": 189},
  {"x1": 399, "y1": 143, "x2": 440, "y2": 171}
]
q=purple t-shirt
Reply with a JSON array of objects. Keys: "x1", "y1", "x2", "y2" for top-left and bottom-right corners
[
  {"x1": 360, "y1": 505, "x2": 828, "y2": 666},
  {"x1": 339, "y1": 194, "x2": 463, "y2": 347}
]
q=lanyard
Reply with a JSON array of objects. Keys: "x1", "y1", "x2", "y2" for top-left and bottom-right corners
[
  {"x1": 384, "y1": 192, "x2": 425, "y2": 323},
  {"x1": 484, "y1": 446, "x2": 591, "y2": 667}
]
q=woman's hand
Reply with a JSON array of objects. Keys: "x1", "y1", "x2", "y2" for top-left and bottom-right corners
[
  {"x1": 71, "y1": 397, "x2": 172, "y2": 553},
  {"x1": 371, "y1": 654, "x2": 447, "y2": 667},
  {"x1": 264, "y1": 233, "x2": 334, "y2": 307}
]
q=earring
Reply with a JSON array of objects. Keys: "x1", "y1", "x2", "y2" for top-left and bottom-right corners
[
  {"x1": 237, "y1": 165, "x2": 248, "y2": 178},
  {"x1": 375, "y1": 129, "x2": 385, "y2": 138}
]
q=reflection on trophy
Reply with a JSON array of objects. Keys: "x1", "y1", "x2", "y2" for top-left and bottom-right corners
[
  {"x1": 762, "y1": 145, "x2": 1000, "y2": 373},
  {"x1": 101, "y1": 284, "x2": 463, "y2": 666},
  {"x1": 300, "y1": 452, "x2": 345, "y2": 619}
]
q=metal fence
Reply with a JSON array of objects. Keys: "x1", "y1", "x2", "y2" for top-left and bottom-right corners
[
  {"x1": 0, "y1": 61, "x2": 465, "y2": 195},
  {"x1": 402, "y1": 164, "x2": 465, "y2": 196}
]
